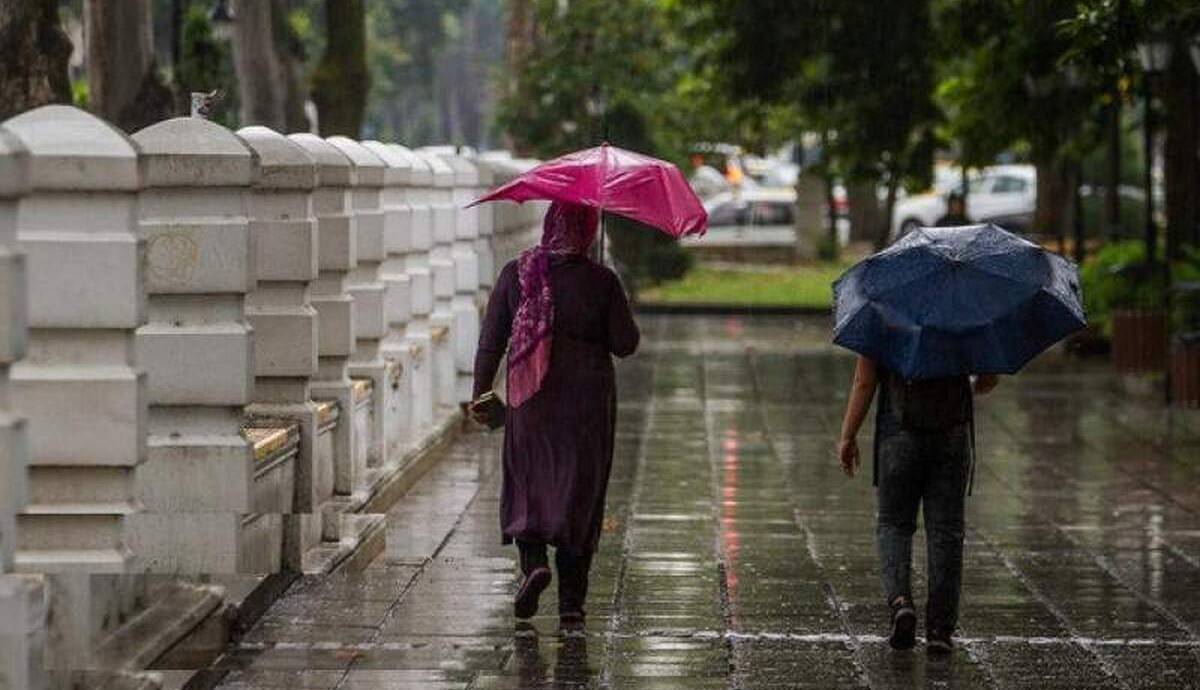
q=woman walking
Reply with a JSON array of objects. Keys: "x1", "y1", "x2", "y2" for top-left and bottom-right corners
[{"x1": 470, "y1": 200, "x2": 640, "y2": 628}]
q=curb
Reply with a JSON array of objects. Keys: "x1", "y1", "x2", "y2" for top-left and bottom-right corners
[
  {"x1": 635, "y1": 302, "x2": 832, "y2": 316},
  {"x1": 173, "y1": 410, "x2": 465, "y2": 690}
]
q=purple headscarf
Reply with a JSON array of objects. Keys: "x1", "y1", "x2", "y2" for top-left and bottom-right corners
[{"x1": 507, "y1": 201, "x2": 600, "y2": 408}]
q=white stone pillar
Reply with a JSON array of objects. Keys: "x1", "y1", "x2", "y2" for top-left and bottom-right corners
[
  {"x1": 428, "y1": 152, "x2": 482, "y2": 403},
  {"x1": 130, "y1": 117, "x2": 276, "y2": 574},
  {"x1": 392, "y1": 147, "x2": 436, "y2": 435},
  {"x1": 3, "y1": 106, "x2": 144, "y2": 575},
  {"x1": 325, "y1": 137, "x2": 387, "y2": 489},
  {"x1": 0, "y1": 128, "x2": 29, "y2": 576},
  {"x1": 415, "y1": 152, "x2": 459, "y2": 413},
  {"x1": 0, "y1": 126, "x2": 47, "y2": 690},
  {"x1": 470, "y1": 156, "x2": 496, "y2": 296},
  {"x1": 237, "y1": 126, "x2": 327, "y2": 566},
  {"x1": 362, "y1": 141, "x2": 415, "y2": 463},
  {"x1": 286, "y1": 134, "x2": 359, "y2": 507}
]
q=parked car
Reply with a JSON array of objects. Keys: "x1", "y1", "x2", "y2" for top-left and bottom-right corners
[
  {"x1": 697, "y1": 189, "x2": 798, "y2": 247},
  {"x1": 690, "y1": 188, "x2": 849, "y2": 248},
  {"x1": 891, "y1": 164, "x2": 1036, "y2": 238}
]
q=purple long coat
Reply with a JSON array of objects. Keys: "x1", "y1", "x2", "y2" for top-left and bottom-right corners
[{"x1": 473, "y1": 255, "x2": 639, "y2": 553}]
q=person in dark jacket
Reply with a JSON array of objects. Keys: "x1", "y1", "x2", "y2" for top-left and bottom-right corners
[
  {"x1": 837, "y1": 355, "x2": 997, "y2": 654},
  {"x1": 934, "y1": 192, "x2": 972, "y2": 227},
  {"x1": 471, "y1": 201, "x2": 640, "y2": 628}
]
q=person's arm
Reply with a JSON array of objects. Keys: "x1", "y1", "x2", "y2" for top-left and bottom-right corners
[
  {"x1": 472, "y1": 262, "x2": 515, "y2": 409},
  {"x1": 606, "y1": 271, "x2": 640, "y2": 358},
  {"x1": 837, "y1": 356, "x2": 878, "y2": 478},
  {"x1": 973, "y1": 374, "x2": 999, "y2": 395}
]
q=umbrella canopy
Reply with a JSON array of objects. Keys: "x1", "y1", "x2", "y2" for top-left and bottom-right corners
[
  {"x1": 832, "y1": 224, "x2": 1086, "y2": 379},
  {"x1": 470, "y1": 144, "x2": 707, "y2": 238}
]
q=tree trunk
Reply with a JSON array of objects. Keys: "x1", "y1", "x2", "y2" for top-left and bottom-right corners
[
  {"x1": 506, "y1": 0, "x2": 535, "y2": 96},
  {"x1": 877, "y1": 173, "x2": 900, "y2": 251},
  {"x1": 1103, "y1": 100, "x2": 1122, "y2": 239},
  {"x1": 84, "y1": 0, "x2": 174, "y2": 132},
  {"x1": 1033, "y1": 158, "x2": 1073, "y2": 240},
  {"x1": 276, "y1": 0, "x2": 309, "y2": 133},
  {"x1": 847, "y1": 178, "x2": 880, "y2": 243},
  {"x1": 231, "y1": 0, "x2": 305, "y2": 131},
  {"x1": 1163, "y1": 43, "x2": 1199, "y2": 259},
  {"x1": 0, "y1": 0, "x2": 72, "y2": 121},
  {"x1": 312, "y1": 0, "x2": 368, "y2": 137}
]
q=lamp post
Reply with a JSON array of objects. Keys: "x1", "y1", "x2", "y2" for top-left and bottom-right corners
[{"x1": 1137, "y1": 36, "x2": 1172, "y2": 404}]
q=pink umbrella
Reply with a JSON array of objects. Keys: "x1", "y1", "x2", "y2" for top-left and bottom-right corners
[{"x1": 470, "y1": 143, "x2": 707, "y2": 237}]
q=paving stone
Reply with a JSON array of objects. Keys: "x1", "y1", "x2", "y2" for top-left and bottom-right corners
[{"x1": 200, "y1": 315, "x2": 1200, "y2": 688}]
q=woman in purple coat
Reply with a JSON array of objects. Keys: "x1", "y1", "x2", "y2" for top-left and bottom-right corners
[{"x1": 471, "y1": 201, "x2": 640, "y2": 627}]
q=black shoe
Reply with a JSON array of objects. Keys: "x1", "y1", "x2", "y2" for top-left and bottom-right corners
[
  {"x1": 514, "y1": 566, "x2": 552, "y2": 619},
  {"x1": 888, "y1": 597, "x2": 917, "y2": 651},
  {"x1": 926, "y1": 628, "x2": 954, "y2": 655}
]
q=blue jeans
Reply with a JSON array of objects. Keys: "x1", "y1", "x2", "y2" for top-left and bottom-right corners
[{"x1": 876, "y1": 425, "x2": 970, "y2": 633}]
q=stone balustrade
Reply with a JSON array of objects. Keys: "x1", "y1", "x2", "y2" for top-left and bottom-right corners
[
  {"x1": 360, "y1": 141, "x2": 415, "y2": 463},
  {"x1": 416, "y1": 152, "x2": 459, "y2": 412},
  {"x1": 398, "y1": 148, "x2": 437, "y2": 437},
  {"x1": 426, "y1": 150, "x2": 483, "y2": 402},
  {"x1": 0, "y1": 104, "x2": 543, "y2": 687},
  {"x1": 0, "y1": 124, "x2": 46, "y2": 690},
  {"x1": 325, "y1": 137, "x2": 389, "y2": 498},
  {"x1": 237, "y1": 126, "x2": 325, "y2": 570}
]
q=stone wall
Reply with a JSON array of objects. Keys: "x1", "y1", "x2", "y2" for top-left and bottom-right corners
[{"x1": 0, "y1": 106, "x2": 546, "y2": 689}]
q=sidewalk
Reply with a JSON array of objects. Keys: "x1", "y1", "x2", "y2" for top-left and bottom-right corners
[{"x1": 209, "y1": 314, "x2": 1200, "y2": 689}]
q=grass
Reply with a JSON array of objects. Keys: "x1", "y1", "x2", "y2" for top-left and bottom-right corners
[{"x1": 639, "y1": 263, "x2": 851, "y2": 309}]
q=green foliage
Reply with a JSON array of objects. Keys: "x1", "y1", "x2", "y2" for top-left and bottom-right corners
[
  {"x1": 1079, "y1": 240, "x2": 1200, "y2": 335},
  {"x1": 640, "y1": 265, "x2": 850, "y2": 309},
  {"x1": 499, "y1": 0, "x2": 681, "y2": 160},
  {"x1": 70, "y1": 78, "x2": 88, "y2": 110},
  {"x1": 500, "y1": 3, "x2": 697, "y2": 286},
  {"x1": 696, "y1": 0, "x2": 940, "y2": 245}
]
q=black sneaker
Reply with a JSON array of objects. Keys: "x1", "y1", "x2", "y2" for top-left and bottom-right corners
[
  {"x1": 888, "y1": 597, "x2": 917, "y2": 650},
  {"x1": 514, "y1": 566, "x2": 552, "y2": 619},
  {"x1": 926, "y1": 628, "x2": 954, "y2": 655}
]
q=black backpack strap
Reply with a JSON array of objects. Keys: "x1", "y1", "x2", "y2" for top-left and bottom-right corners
[
  {"x1": 873, "y1": 377, "x2": 884, "y2": 488},
  {"x1": 966, "y1": 399, "x2": 976, "y2": 497}
]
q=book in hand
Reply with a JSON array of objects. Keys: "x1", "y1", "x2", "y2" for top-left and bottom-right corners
[{"x1": 468, "y1": 391, "x2": 506, "y2": 430}]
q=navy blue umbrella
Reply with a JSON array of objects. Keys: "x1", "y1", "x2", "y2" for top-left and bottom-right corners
[{"x1": 832, "y1": 224, "x2": 1086, "y2": 379}]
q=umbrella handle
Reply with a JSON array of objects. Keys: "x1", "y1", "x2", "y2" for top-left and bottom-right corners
[{"x1": 599, "y1": 214, "x2": 606, "y2": 267}]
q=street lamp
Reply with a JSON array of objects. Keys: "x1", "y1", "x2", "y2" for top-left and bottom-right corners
[
  {"x1": 210, "y1": 0, "x2": 235, "y2": 42},
  {"x1": 1136, "y1": 37, "x2": 1169, "y2": 263}
]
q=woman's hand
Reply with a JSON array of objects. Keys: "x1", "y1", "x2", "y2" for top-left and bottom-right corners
[
  {"x1": 838, "y1": 436, "x2": 860, "y2": 478},
  {"x1": 467, "y1": 399, "x2": 490, "y2": 426}
]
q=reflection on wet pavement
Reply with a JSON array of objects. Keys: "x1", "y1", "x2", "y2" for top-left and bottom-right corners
[{"x1": 211, "y1": 315, "x2": 1200, "y2": 689}]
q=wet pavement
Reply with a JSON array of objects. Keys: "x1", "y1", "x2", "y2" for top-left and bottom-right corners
[{"x1": 211, "y1": 315, "x2": 1200, "y2": 689}]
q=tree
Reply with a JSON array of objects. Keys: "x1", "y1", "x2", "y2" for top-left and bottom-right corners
[
  {"x1": 231, "y1": 0, "x2": 307, "y2": 132},
  {"x1": 312, "y1": 0, "x2": 368, "y2": 137},
  {"x1": 1061, "y1": 0, "x2": 1200, "y2": 258},
  {"x1": 84, "y1": 0, "x2": 175, "y2": 132},
  {"x1": 358, "y1": 0, "x2": 481, "y2": 145},
  {"x1": 0, "y1": 0, "x2": 72, "y2": 121},
  {"x1": 700, "y1": 0, "x2": 939, "y2": 249},
  {"x1": 499, "y1": 0, "x2": 695, "y2": 286}
]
